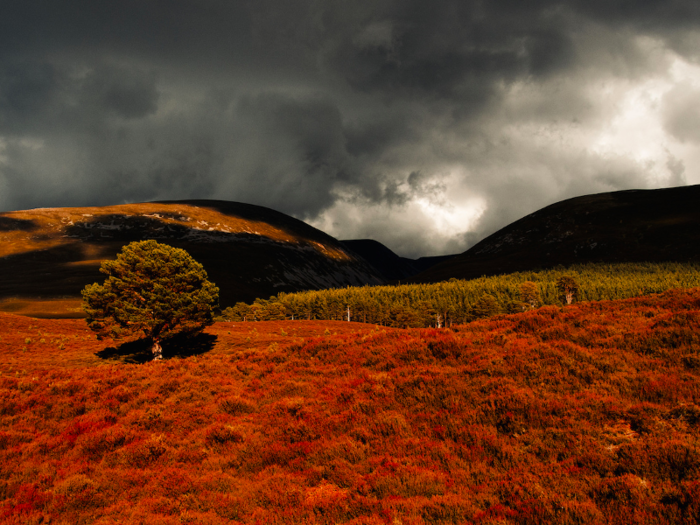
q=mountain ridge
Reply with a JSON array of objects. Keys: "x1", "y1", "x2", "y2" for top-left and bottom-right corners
[
  {"x1": 411, "y1": 184, "x2": 700, "y2": 283},
  {"x1": 340, "y1": 239, "x2": 456, "y2": 281},
  {"x1": 4, "y1": 184, "x2": 700, "y2": 317}
]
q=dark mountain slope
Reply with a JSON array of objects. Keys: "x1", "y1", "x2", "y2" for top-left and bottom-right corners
[
  {"x1": 340, "y1": 239, "x2": 455, "y2": 281},
  {"x1": 412, "y1": 185, "x2": 700, "y2": 283},
  {"x1": 0, "y1": 200, "x2": 384, "y2": 317}
]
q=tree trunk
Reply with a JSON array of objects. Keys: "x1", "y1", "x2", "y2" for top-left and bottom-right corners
[{"x1": 151, "y1": 339, "x2": 163, "y2": 360}]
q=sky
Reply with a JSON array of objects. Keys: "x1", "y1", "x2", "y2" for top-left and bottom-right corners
[{"x1": 2, "y1": 1, "x2": 700, "y2": 258}]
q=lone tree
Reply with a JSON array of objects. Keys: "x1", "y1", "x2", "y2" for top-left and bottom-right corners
[
  {"x1": 556, "y1": 275, "x2": 580, "y2": 305},
  {"x1": 82, "y1": 240, "x2": 219, "y2": 360}
]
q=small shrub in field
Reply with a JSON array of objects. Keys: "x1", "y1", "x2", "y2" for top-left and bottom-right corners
[
  {"x1": 79, "y1": 425, "x2": 131, "y2": 460},
  {"x1": 219, "y1": 396, "x2": 255, "y2": 416},
  {"x1": 135, "y1": 407, "x2": 166, "y2": 431},
  {"x1": 119, "y1": 435, "x2": 168, "y2": 468},
  {"x1": 205, "y1": 423, "x2": 244, "y2": 447},
  {"x1": 53, "y1": 474, "x2": 101, "y2": 509},
  {"x1": 369, "y1": 464, "x2": 447, "y2": 498},
  {"x1": 682, "y1": 354, "x2": 700, "y2": 369},
  {"x1": 303, "y1": 482, "x2": 349, "y2": 514},
  {"x1": 668, "y1": 403, "x2": 700, "y2": 426},
  {"x1": 427, "y1": 335, "x2": 461, "y2": 359},
  {"x1": 311, "y1": 437, "x2": 368, "y2": 465},
  {"x1": 372, "y1": 412, "x2": 410, "y2": 437},
  {"x1": 282, "y1": 421, "x2": 319, "y2": 443},
  {"x1": 592, "y1": 474, "x2": 649, "y2": 510}
]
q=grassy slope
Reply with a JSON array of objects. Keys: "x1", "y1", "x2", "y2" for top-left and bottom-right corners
[{"x1": 1, "y1": 290, "x2": 700, "y2": 524}]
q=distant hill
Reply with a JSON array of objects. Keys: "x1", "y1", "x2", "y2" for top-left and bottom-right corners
[
  {"x1": 412, "y1": 185, "x2": 700, "y2": 282},
  {"x1": 0, "y1": 200, "x2": 383, "y2": 317},
  {"x1": 340, "y1": 239, "x2": 455, "y2": 281}
]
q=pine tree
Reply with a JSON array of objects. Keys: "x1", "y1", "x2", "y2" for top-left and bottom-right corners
[
  {"x1": 556, "y1": 275, "x2": 580, "y2": 305},
  {"x1": 473, "y1": 294, "x2": 500, "y2": 319},
  {"x1": 519, "y1": 281, "x2": 540, "y2": 310},
  {"x1": 82, "y1": 240, "x2": 219, "y2": 360}
]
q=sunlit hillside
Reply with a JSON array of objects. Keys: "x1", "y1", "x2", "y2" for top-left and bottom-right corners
[
  {"x1": 0, "y1": 201, "x2": 383, "y2": 318},
  {"x1": 1, "y1": 289, "x2": 699, "y2": 524}
]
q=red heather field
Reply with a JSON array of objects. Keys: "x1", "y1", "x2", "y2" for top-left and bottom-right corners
[{"x1": 1, "y1": 290, "x2": 700, "y2": 524}]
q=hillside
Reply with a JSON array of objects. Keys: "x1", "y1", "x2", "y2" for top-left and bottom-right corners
[
  {"x1": 1, "y1": 289, "x2": 699, "y2": 523},
  {"x1": 412, "y1": 184, "x2": 700, "y2": 283},
  {"x1": 0, "y1": 200, "x2": 383, "y2": 317},
  {"x1": 341, "y1": 239, "x2": 455, "y2": 281}
]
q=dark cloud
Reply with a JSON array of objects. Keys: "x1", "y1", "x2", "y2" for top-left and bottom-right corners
[
  {"x1": 81, "y1": 65, "x2": 159, "y2": 120},
  {"x1": 0, "y1": 62, "x2": 60, "y2": 133},
  {"x1": 0, "y1": 1, "x2": 254, "y2": 70},
  {"x1": 1, "y1": 0, "x2": 700, "y2": 256},
  {"x1": 0, "y1": 61, "x2": 159, "y2": 134},
  {"x1": 218, "y1": 92, "x2": 353, "y2": 218},
  {"x1": 573, "y1": 0, "x2": 700, "y2": 28}
]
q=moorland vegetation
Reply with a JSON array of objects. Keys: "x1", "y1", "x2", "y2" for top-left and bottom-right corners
[{"x1": 0, "y1": 287, "x2": 699, "y2": 523}]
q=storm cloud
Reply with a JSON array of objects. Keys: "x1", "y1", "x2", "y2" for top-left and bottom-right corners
[{"x1": 2, "y1": 1, "x2": 700, "y2": 257}]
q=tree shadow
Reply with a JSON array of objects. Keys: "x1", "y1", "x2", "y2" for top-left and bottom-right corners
[
  {"x1": 164, "y1": 332, "x2": 218, "y2": 358},
  {"x1": 95, "y1": 332, "x2": 218, "y2": 364}
]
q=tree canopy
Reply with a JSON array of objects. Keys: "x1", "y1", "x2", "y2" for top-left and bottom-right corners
[
  {"x1": 556, "y1": 275, "x2": 580, "y2": 305},
  {"x1": 220, "y1": 262, "x2": 700, "y2": 328},
  {"x1": 519, "y1": 281, "x2": 540, "y2": 310},
  {"x1": 82, "y1": 240, "x2": 219, "y2": 359}
]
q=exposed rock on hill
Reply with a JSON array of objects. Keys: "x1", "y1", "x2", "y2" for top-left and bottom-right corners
[
  {"x1": 0, "y1": 200, "x2": 384, "y2": 317},
  {"x1": 412, "y1": 185, "x2": 700, "y2": 283}
]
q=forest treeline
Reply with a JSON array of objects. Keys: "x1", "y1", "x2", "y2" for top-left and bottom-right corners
[{"x1": 221, "y1": 262, "x2": 700, "y2": 327}]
